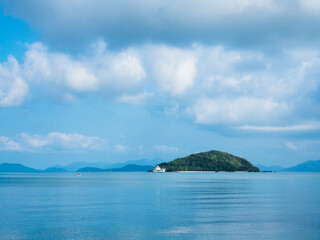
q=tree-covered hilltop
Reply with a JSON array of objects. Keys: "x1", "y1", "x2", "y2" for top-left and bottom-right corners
[{"x1": 158, "y1": 150, "x2": 259, "y2": 172}]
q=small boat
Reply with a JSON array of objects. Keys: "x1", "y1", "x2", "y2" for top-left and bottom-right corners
[
  {"x1": 152, "y1": 165, "x2": 166, "y2": 173},
  {"x1": 76, "y1": 173, "x2": 81, "y2": 176}
]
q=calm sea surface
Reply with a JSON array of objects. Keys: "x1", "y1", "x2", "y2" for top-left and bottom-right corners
[{"x1": 0, "y1": 172, "x2": 320, "y2": 240}]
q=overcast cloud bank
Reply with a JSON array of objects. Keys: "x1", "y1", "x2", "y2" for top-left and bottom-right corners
[{"x1": 1, "y1": 0, "x2": 320, "y2": 50}]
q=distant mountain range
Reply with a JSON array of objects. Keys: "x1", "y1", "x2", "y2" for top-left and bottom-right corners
[
  {"x1": 0, "y1": 163, "x2": 69, "y2": 173},
  {"x1": 0, "y1": 163, "x2": 155, "y2": 173},
  {"x1": 0, "y1": 163, "x2": 39, "y2": 172},
  {"x1": 256, "y1": 160, "x2": 320, "y2": 172},
  {"x1": 42, "y1": 167, "x2": 68, "y2": 173},
  {"x1": 1, "y1": 158, "x2": 320, "y2": 173},
  {"x1": 281, "y1": 160, "x2": 320, "y2": 172},
  {"x1": 78, "y1": 164, "x2": 154, "y2": 172},
  {"x1": 53, "y1": 158, "x2": 164, "y2": 172}
]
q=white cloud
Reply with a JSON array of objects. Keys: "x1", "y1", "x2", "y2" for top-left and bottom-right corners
[
  {"x1": 238, "y1": 122, "x2": 320, "y2": 132},
  {"x1": 0, "y1": 136, "x2": 22, "y2": 151},
  {"x1": 64, "y1": 63, "x2": 98, "y2": 92},
  {"x1": 24, "y1": 42, "x2": 100, "y2": 93},
  {"x1": 20, "y1": 133, "x2": 48, "y2": 148},
  {"x1": 117, "y1": 91, "x2": 154, "y2": 104},
  {"x1": 182, "y1": 46, "x2": 320, "y2": 128},
  {"x1": 0, "y1": 56, "x2": 28, "y2": 106},
  {"x1": 197, "y1": 46, "x2": 320, "y2": 99},
  {"x1": 0, "y1": 41, "x2": 147, "y2": 106},
  {"x1": 190, "y1": 97, "x2": 289, "y2": 125},
  {"x1": 20, "y1": 132, "x2": 106, "y2": 151},
  {"x1": 154, "y1": 145, "x2": 179, "y2": 153},
  {"x1": 23, "y1": 42, "x2": 51, "y2": 81},
  {"x1": 148, "y1": 45, "x2": 197, "y2": 95},
  {"x1": 107, "y1": 50, "x2": 146, "y2": 89},
  {"x1": 1, "y1": 41, "x2": 320, "y2": 134},
  {"x1": 24, "y1": 42, "x2": 145, "y2": 94}
]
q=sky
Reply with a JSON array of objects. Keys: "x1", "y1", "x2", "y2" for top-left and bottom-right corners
[{"x1": 0, "y1": 0, "x2": 320, "y2": 168}]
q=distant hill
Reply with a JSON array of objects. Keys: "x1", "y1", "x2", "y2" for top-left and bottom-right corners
[
  {"x1": 158, "y1": 150, "x2": 259, "y2": 172},
  {"x1": 54, "y1": 162, "x2": 111, "y2": 172},
  {"x1": 256, "y1": 165, "x2": 284, "y2": 172},
  {"x1": 56, "y1": 158, "x2": 164, "y2": 172},
  {"x1": 42, "y1": 167, "x2": 67, "y2": 173},
  {"x1": 78, "y1": 164, "x2": 154, "y2": 172},
  {"x1": 282, "y1": 160, "x2": 320, "y2": 172},
  {"x1": 0, "y1": 163, "x2": 39, "y2": 172},
  {"x1": 112, "y1": 164, "x2": 153, "y2": 172},
  {"x1": 77, "y1": 167, "x2": 106, "y2": 172},
  {"x1": 108, "y1": 158, "x2": 164, "y2": 169}
]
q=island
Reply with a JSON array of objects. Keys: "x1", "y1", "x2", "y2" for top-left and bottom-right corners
[{"x1": 157, "y1": 150, "x2": 259, "y2": 172}]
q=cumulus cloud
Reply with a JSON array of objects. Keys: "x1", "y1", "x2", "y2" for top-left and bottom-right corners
[
  {"x1": 0, "y1": 136, "x2": 22, "y2": 151},
  {"x1": 0, "y1": 40, "x2": 320, "y2": 133},
  {"x1": 0, "y1": 41, "x2": 146, "y2": 104},
  {"x1": 23, "y1": 41, "x2": 145, "y2": 94},
  {"x1": 148, "y1": 45, "x2": 197, "y2": 95},
  {"x1": 18, "y1": 132, "x2": 106, "y2": 152},
  {"x1": 190, "y1": 97, "x2": 289, "y2": 125},
  {"x1": 117, "y1": 91, "x2": 154, "y2": 104},
  {"x1": 0, "y1": 56, "x2": 28, "y2": 106}
]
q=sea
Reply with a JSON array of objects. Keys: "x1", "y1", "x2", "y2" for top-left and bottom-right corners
[{"x1": 0, "y1": 172, "x2": 320, "y2": 240}]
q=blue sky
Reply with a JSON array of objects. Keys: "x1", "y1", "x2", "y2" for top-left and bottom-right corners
[{"x1": 0, "y1": 0, "x2": 320, "y2": 168}]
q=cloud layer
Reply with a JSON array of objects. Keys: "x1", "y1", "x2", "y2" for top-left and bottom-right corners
[
  {"x1": 1, "y1": 1, "x2": 320, "y2": 135},
  {"x1": 0, "y1": 132, "x2": 106, "y2": 152},
  {"x1": 1, "y1": 40, "x2": 320, "y2": 133},
  {"x1": 2, "y1": 0, "x2": 320, "y2": 51}
]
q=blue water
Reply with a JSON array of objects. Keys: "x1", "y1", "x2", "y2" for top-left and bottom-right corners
[{"x1": 0, "y1": 172, "x2": 320, "y2": 240}]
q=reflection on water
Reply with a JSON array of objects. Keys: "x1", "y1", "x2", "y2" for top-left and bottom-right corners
[{"x1": 0, "y1": 172, "x2": 320, "y2": 240}]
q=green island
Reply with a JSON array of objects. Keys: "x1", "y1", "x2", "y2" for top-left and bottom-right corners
[{"x1": 158, "y1": 150, "x2": 259, "y2": 172}]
